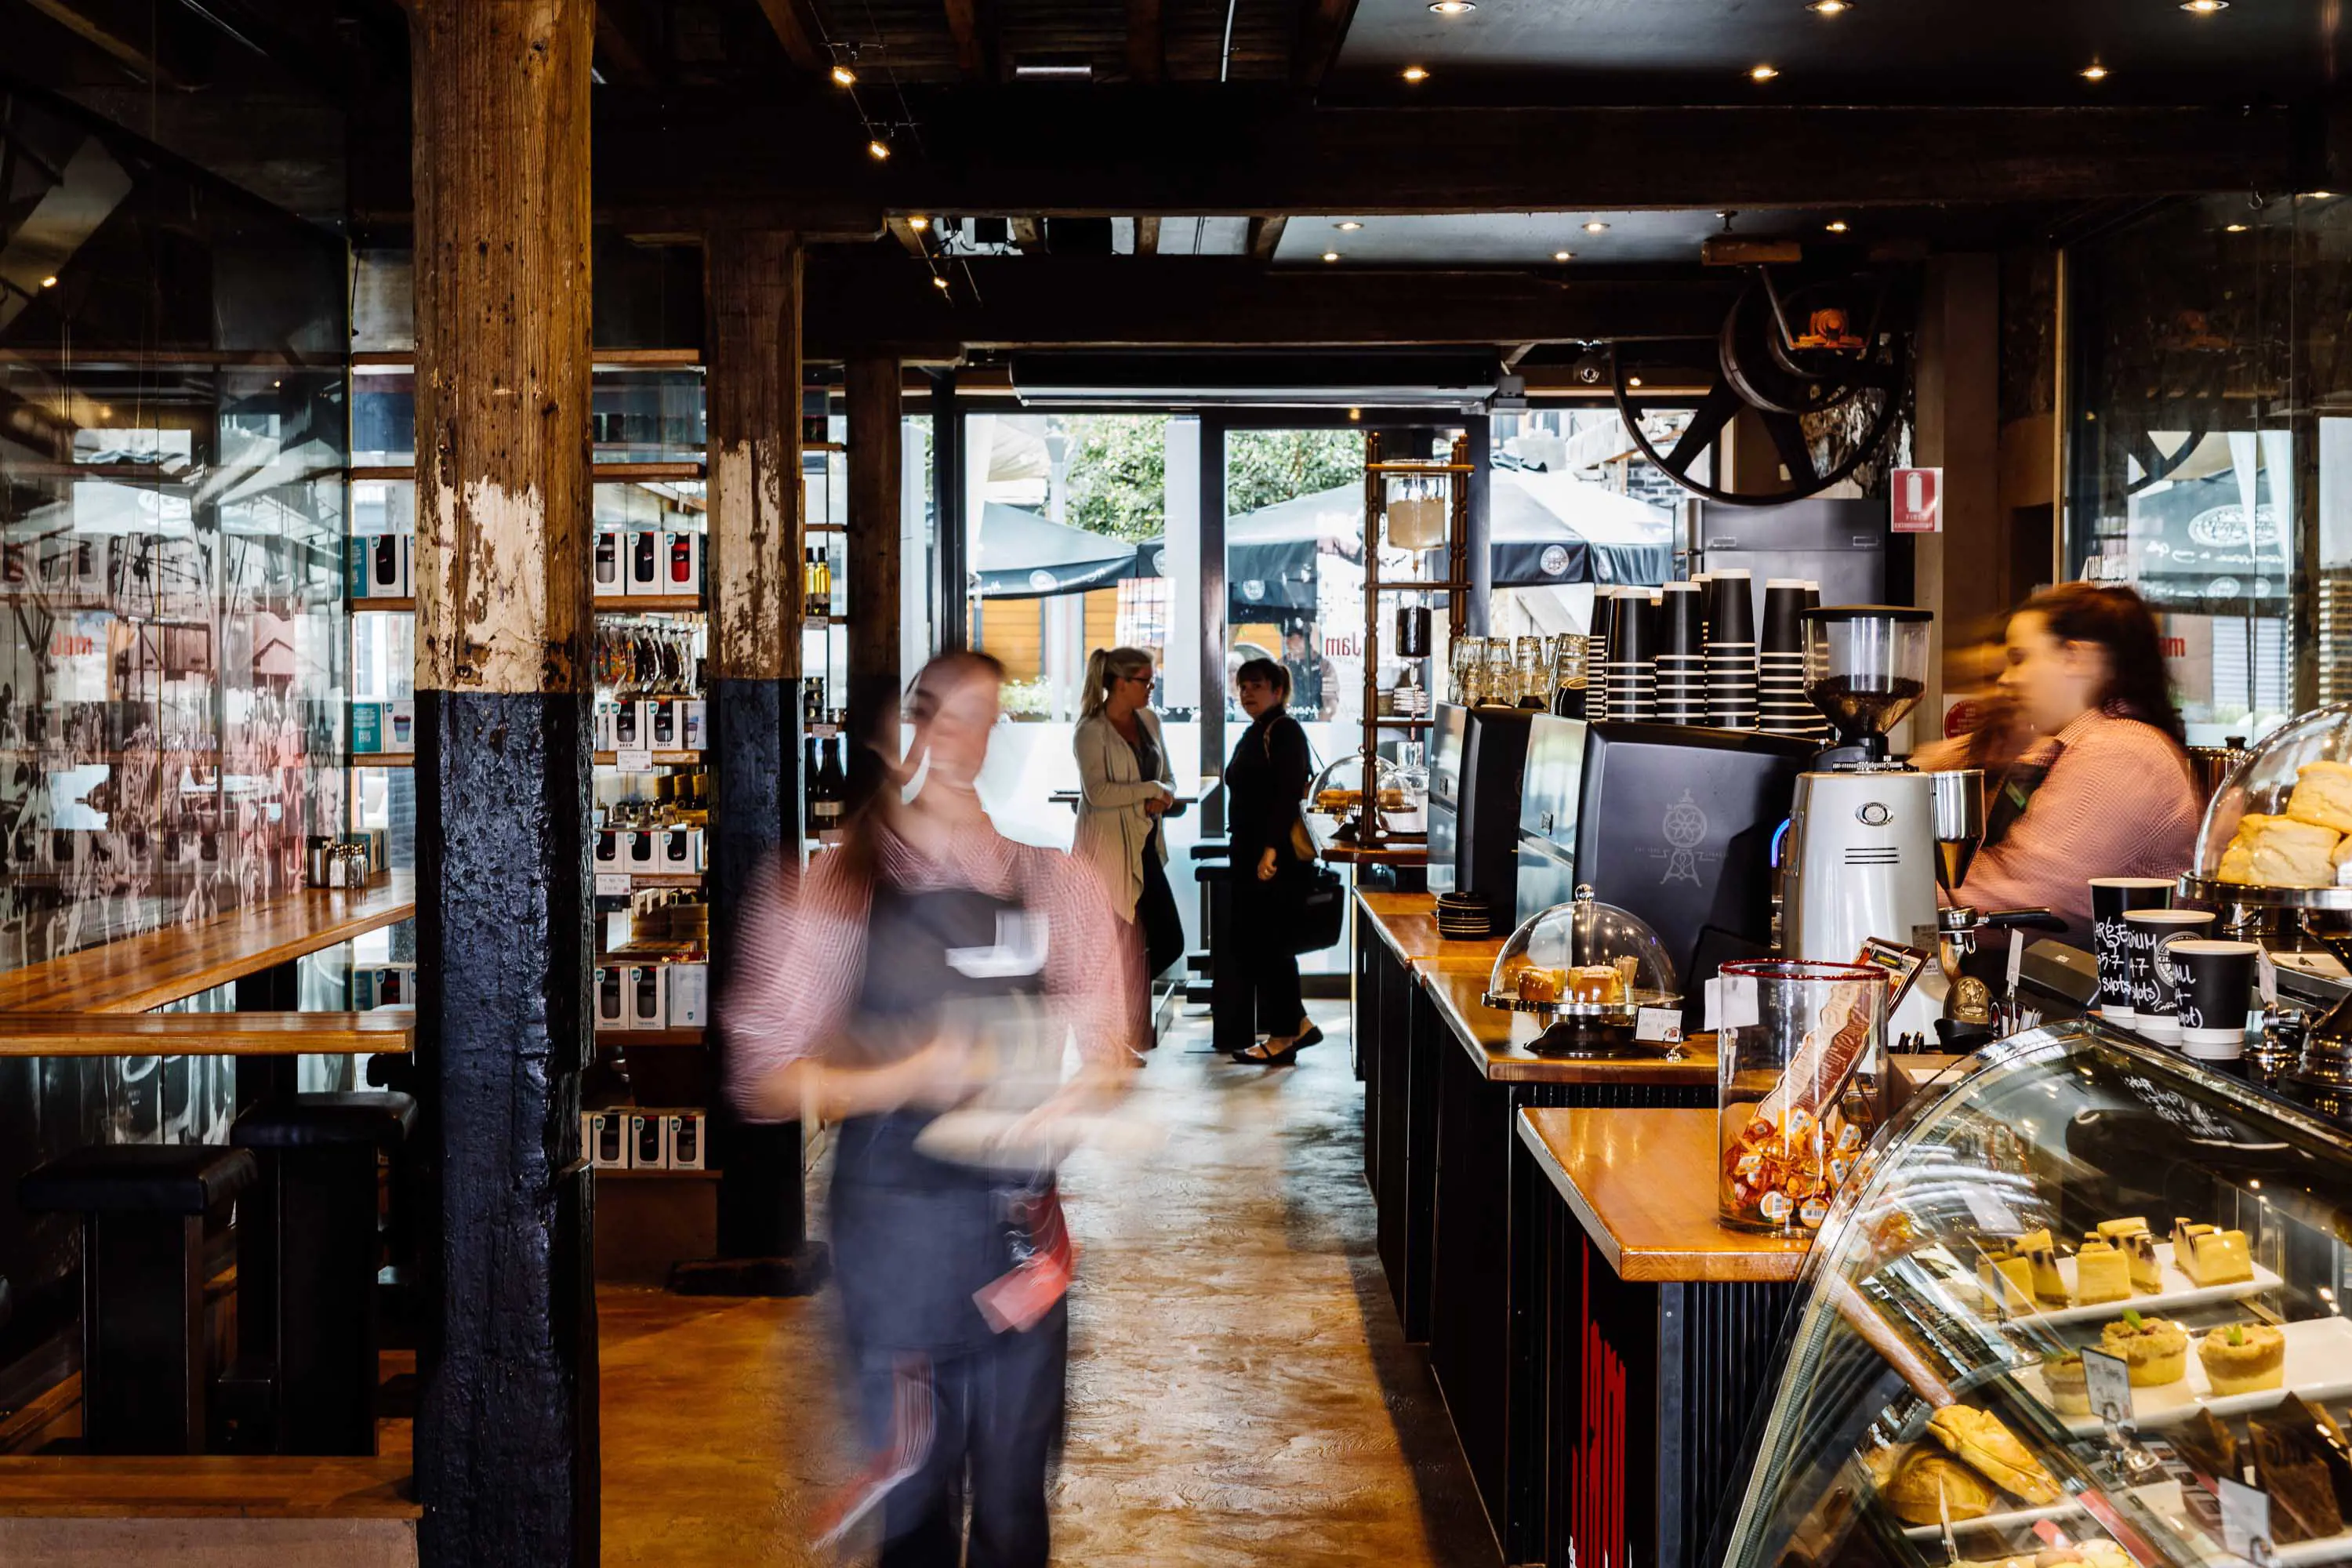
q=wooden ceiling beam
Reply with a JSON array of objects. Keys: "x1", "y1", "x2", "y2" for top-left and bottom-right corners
[
  {"x1": 801, "y1": 252, "x2": 1743, "y2": 356},
  {"x1": 1134, "y1": 214, "x2": 1161, "y2": 254},
  {"x1": 593, "y1": 0, "x2": 662, "y2": 85},
  {"x1": 943, "y1": 0, "x2": 995, "y2": 79},
  {"x1": 593, "y1": 94, "x2": 2307, "y2": 226},
  {"x1": 1126, "y1": 0, "x2": 1163, "y2": 83},
  {"x1": 1245, "y1": 214, "x2": 1287, "y2": 262},
  {"x1": 15, "y1": 0, "x2": 194, "y2": 88},
  {"x1": 750, "y1": 0, "x2": 826, "y2": 73},
  {"x1": 1294, "y1": 0, "x2": 1361, "y2": 90}
]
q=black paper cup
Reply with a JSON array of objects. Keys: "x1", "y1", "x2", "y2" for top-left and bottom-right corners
[
  {"x1": 1613, "y1": 590, "x2": 1659, "y2": 666},
  {"x1": 2089, "y1": 877, "x2": 2177, "y2": 1019},
  {"x1": 1704, "y1": 569, "x2": 1755, "y2": 647},
  {"x1": 2169, "y1": 938, "x2": 2260, "y2": 1058},
  {"x1": 1659, "y1": 583, "x2": 1704, "y2": 655},
  {"x1": 1762, "y1": 579, "x2": 1810, "y2": 655},
  {"x1": 2123, "y1": 908, "x2": 2219, "y2": 1041}
]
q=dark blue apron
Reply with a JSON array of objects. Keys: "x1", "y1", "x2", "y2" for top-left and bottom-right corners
[{"x1": 829, "y1": 879, "x2": 1049, "y2": 1358}]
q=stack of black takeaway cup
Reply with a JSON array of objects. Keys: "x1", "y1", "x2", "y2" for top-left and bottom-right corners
[
  {"x1": 1704, "y1": 568, "x2": 1758, "y2": 729},
  {"x1": 1759, "y1": 577, "x2": 1819, "y2": 740},
  {"x1": 1606, "y1": 587, "x2": 1657, "y2": 720},
  {"x1": 1588, "y1": 587, "x2": 1615, "y2": 722},
  {"x1": 1655, "y1": 582, "x2": 1704, "y2": 725}
]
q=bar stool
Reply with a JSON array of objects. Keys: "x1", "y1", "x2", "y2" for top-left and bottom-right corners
[
  {"x1": 1190, "y1": 840, "x2": 1254, "y2": 1051},
  {"x1": 19, "y1": 1143, "x2": 257, "y2": 1454},
  {"x1": 231, "y1": 1091, "x2": 416, "y2": 1455}
]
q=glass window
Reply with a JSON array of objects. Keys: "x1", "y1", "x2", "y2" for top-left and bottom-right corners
[{"x1": 2064, "y1": 194, "x2": 2347, "y2": 745}]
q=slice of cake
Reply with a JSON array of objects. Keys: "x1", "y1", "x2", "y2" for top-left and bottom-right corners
[
  {"x1": 2199, "y1": 1323, "x2": 2287, "y2": 1396},
  {"x1": 2126, "y1": 1232, "x2": 2164, "y2": 1294},
  {"x1": 2096, "y1": 1217, "x2": 2150, "y2": 1241},
  {"x1": 2172, "y1": 1217, "x2": 2216, "y2": 1254},
  {"x1": 1978, "y1": 1252, "x2": 2034, "y2": 1311},
  {"x1": 2025, "y1": 1243, "x2": 2070, "y2": 1307},
  {"x1": 2182, "y1": 1228, "x2": 2255, "y2": 1287},
  {"x1": 2102, "y1": 1311, "x2": 2190, "y2": 1387},
  {"x1": 2075, "y1": 1240, "x2": 2131, "y2": 1305}
]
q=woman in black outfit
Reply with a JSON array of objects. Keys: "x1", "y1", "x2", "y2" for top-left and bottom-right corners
[{"x1": 1222, "y1": 656, "x2": 1323, "y2": 1065}]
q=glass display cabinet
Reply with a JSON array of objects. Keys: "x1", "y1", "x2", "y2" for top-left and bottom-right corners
[{"x1": 1719, "y1": 1019, "x2": 2352, "y2": 1568}]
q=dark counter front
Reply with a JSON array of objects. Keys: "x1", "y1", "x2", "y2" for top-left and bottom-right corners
[
  {"x1": 1516, "y1": 1107, "x2": 1809, "y2": 1568},
  {"x1": 1348, "y1": 892, "x2": 1503, "y2": 1339},
  {"x1": 1417, "y1": 970, "x2": 1719, "y2": 1566}
]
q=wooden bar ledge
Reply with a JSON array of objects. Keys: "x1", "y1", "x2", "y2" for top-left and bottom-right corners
[{"x1": 0, "y1": 1012, "x2": 415, "y2": 1058}]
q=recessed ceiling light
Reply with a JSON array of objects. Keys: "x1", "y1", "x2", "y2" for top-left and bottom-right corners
[
  {"x1": 1335, "y1": 220, "x2": 1363, "y2": 231},
  {"x1": 1583, "y1": 220, "x2": 1610, "y2": 233},
  {"x1": 909, "y1": 215, "x2": 930, "y2": 230},
  {"x1": 1628, "y1": 376, "x2": 1645, "y2": 388},
  {"x1": 1553, "y1": 250, "x2": 1573, "y2": 261},
  {"x1": 1401, "y1": 64, "x2": 1430, "y2": 82},
  {"x1": 1428, "y1": 1, "x2": 1476, "y2": 13},
  {"x1": 831, "y1": 64, "x2": 857, "y2": 86},
  {"x1": 2079, "y1": 62, "x2": 2109, "y2": 81},
  {"x1": 868, "y1": 139, "x2": 891, "y2": 161},
  {"x1": 932, "y1": 275, "x2": 949, "y2": 289},
  {"x1": 1825, "y1": 220, "x2": 1849, "y2": 233},
  {"x1": 2225, "y1": 222, "x2": 2250, "y2": 232},
  {"x1": 1348, "y1": 408, "x2": 1363, "y2": 421},
  {"x1": 2182, "y1": 0, "x2": 2227, "y2": 12},
  {"x1": 1323, "y1": 251, "x2": 1341, "y2": 262},
  {"x1": 39, "y1": 275, "x2": 56, "y2": 289},
  {"x1": 1750, "y1": 63, "x2": 1779, "y2": 81},
  {"x1": 1807, "y1": 0, "x2": 1848, "y2": 12},
  {"x1": 2307, "y1": 191, "x2": 2336, "y2": 199}
]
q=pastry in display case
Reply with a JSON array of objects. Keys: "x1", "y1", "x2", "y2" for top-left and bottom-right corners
[
  {"x1": 1308, "y1": 752, "x2": 1408, "y2": 817},
  {"x1": 2189, "y1": 702, "x2": 2352, "y2": 896},
  {"x1": 1483, "y1": 887, "x2": 1682, "y2": 1055},
  {"x1": 1712, "y1": 1018, "x2": 2352, "y2": 1568}
]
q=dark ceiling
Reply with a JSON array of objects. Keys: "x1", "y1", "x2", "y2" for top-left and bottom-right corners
[{"x1": 1334, "y1": 0, "x2": 2348, "y2": 106}]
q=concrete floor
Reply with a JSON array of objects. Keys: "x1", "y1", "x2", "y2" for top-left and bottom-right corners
[{"x1": 599, "y1": 1004, "x2": 1497, "y2": 1566}]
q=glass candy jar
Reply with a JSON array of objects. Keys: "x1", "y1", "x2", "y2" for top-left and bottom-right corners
[{"x1": 1716, "y1": 960, "x2": 1890, "y2": 1234}]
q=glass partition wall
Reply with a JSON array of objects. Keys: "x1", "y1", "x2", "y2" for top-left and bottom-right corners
[{"x1": 2065, "y1": 193, "x2": 2352, "y2": 744}]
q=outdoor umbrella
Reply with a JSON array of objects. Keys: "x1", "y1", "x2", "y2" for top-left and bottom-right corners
[{"x1": 970, "y1": 502, "x2": 1139, "y2": 599}]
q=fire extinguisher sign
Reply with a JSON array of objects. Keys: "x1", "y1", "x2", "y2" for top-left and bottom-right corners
[{"x1": 1891, "y1": 467, "x2": 1943, "y2": 534}]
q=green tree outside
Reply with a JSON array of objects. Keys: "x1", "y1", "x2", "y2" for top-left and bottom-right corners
[{"x1": 1057, "y1": 416, "x2": 1366, "y2": 542}]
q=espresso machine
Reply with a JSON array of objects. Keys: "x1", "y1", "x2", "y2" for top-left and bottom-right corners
[{"x1": 1780, "y1": 606, "x2": 1940, "y2": 965}]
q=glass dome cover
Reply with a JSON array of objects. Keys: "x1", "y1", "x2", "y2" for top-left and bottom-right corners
[
  {"x1": 1308, "y1": 752, "x2": 1405, "y2": 816},
  {"x1": 2185, "y1": 699, "x2": 2352, "y2": 907},
  {"x1": 1484, "y1": 887, "x2": 1680, "y2": 1055}
]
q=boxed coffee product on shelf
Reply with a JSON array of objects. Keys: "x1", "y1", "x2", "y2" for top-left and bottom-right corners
[
  {"x1": 592, "y1": 828, "x2": 632, "y2": 868},
  {"x1": 657, "y1": 828, "x2": 702, "y2": 873},
  {"x1": 669, "y1": 962, "x2": 710, "y2": 1027},
  {"x1": 591, "y1": 529, "x2": 625, "y2": 594},
  {"x1": 626, "y1": 964, "x2": 667, "y2": 1029},
  {"x1": 354, "y1": 963, "x2": 418, "y2": 1011},
  {"x1": 383, "y1": 699, "x2": 415, "y2": 754},
  {"x1": 661, "y1": 530, "x2": 702, "y2": 595},
  {"x1": 648, "y1": 698, "x2": 679, "y2": 749},
  {"x1": 586, "y1": 1109, "x2": 629, "y2": 1168},
  {"x1": 593, "y1": 965, "x2": 628, "y2": 1029},
  {"x1": 625, "y1": 829, "x2": 658, "y2": 869},
  {"x1": 630, "y1": 1111, "x2": 669, "y2": 1169},
  {"x1": 611, "y1": 698, "x2": 647, "y2": 750},
  {"x1": 352, "y1": 702, "x2": 383, "y2": 753},
  {"x1": 666, "y1": 1111, "x2": 706, "y2": 1171},
  {"x1": 624, "y1": 530, "x2": 664, "y2": 596},
  {"x1": 681, "y1": 699, "x2": 706, "y2": 751}
]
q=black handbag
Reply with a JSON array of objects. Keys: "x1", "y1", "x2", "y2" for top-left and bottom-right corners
[{"x1": 1288, "y1": 866, "x2": 1346, "y2": 956}]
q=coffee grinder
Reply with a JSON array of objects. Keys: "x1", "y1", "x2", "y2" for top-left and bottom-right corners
[{"x1": 1780, "y1": 606, "x2": 1938, "y2": 965}]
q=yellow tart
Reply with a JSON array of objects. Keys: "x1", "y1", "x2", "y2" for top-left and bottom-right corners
[
  {"x1": 2198, "y1": 1323, "x2": 2287, "y2": 1396},
  {"x1": 2101, "y1": 1312, "x2": 2190, "y2": 1387}
]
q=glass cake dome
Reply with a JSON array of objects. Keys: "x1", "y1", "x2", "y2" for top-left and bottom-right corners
[
  {"x1": 1484, "y1": 887, "x2": 1682, "y2": 1056},
  {"x1": 2186, "y1": 701, "x2": 2352, "y2": 906},
  {"x1": 1308, "y1": 752, "x2": 1404, "y2": 817}
]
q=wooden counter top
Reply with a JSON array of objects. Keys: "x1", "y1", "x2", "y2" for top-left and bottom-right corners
[
  {"x1": 1354, "y1": 890, "x2": 1508, "y2": 967},
  {"x1": 1517, "y1": 1107, "x2": 1813, "y2": 1284},
  {"x1": 1422, "y1": 967, "x2": 1717, "y2": 1087},
  {"x1": 0, "y1": 873, "x2": 416, "y2": 1016},
  {"x1": 0, "y1": 1011, "x2": 414, "y2": 1057}
]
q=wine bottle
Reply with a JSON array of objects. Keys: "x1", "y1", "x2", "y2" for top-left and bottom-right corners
[
  {"x1": 804, "y1": 736, "x2": 826, "y2": 840},
  {"x1": 814, "y1": 737, "x2": 846, "y2": 843},
  {"x1": 816, "y1": 549, "x2": 833, "y2": 615}
]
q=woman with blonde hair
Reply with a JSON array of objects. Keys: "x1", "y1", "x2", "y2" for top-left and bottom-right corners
[{"x1": 1072, "y1": 647, "x2": 1182, "y2": 1044}]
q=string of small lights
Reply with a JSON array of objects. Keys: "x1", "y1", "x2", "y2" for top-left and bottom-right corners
[{"x1": 805, "y1": 2, "x2": 971, "y2": 301}]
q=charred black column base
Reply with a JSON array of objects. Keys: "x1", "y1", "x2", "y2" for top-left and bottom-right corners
[{"x1": 414, "y1": 689, "x2": 597, "y2": 1568}]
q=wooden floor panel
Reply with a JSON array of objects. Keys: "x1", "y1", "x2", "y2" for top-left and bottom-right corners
[{"x1": 597, "y1": 1005, "x2": 1496, "y2": 1566}]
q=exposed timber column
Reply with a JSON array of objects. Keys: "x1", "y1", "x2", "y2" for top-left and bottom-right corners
[
  {"x1": 676, "y1": 227, "x2": 826, "y2": 1295},
  {"x1": 845, "y1": 355, "x2": 904, "y2": 753},
  {"x1": 408, "y1": 2, "x2": 597, "y2": 1563}
]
